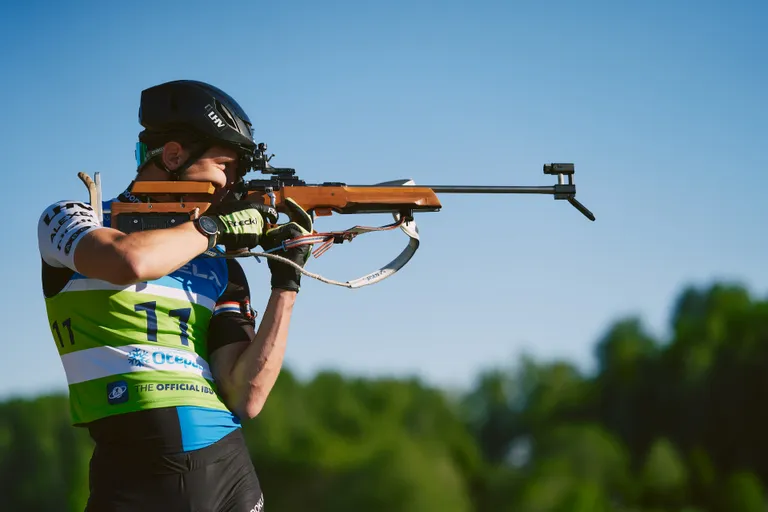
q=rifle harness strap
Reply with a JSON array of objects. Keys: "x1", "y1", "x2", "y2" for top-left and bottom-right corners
[{"x1": 223, "y1": 211, "x2": 421, "y2": 289}]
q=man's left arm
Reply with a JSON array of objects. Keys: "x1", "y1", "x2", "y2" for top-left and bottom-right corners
[{"x1": 208, "y1": 259, "x2": 296, "y2": 420}]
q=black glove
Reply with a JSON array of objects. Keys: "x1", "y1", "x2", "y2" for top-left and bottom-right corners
[
  {"x1": 260, "y1": 198, "x2": 314, "y2": 292},
  {"x1": 199, "y1": 200, "x2": 278, "y2": 250}
]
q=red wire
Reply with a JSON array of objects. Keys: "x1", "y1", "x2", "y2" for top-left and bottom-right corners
[{"x1": 276, "y1": 217, "x2": 408, "y2": 259}]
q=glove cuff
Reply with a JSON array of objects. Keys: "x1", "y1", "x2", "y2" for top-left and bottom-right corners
[
  {"x1": 272, "y1": 282, "x2": 300, "y2": 293},
  {"x1": 268, "y1": 257, "x2": 302, "y2": 293}
]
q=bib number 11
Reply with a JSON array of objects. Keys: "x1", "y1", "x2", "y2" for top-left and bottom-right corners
[{"x1": 134, "y1": 301, "x2": 191, "y2": 346}]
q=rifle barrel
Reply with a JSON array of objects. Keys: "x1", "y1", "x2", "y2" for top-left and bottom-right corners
[
  {"x1": 350, "y1": 184, "x2": 557, "y2": 194},
  {"x1": 423, "y1": 185, "x2": 555, "y2": 194}
]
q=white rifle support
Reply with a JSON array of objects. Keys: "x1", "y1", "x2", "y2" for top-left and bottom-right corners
[{"x1": 78, "y1": 171, "x2": 103, "y2": 225}]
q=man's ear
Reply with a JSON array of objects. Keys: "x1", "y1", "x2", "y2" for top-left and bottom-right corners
[{"x1": 161, "y1": 141, "x2": 186, "y2": 170}]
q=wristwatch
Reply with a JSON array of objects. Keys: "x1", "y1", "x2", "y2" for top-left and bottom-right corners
[{"x1": 193, "y1": 216, "x2": 219, "y2": 250}]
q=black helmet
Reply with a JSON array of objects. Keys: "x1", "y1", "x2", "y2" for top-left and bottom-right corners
[{"x1": 136, "y1": 80, "x2": 257, "y2": 179}]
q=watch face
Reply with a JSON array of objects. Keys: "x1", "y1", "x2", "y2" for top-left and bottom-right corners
[{"x1": 199, "y1": 216, "x2": 218, "y2": 234}]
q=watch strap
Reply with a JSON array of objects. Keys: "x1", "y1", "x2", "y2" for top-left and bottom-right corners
[{"x1": 193, "y1": 216, "x2": 219, "y2": 250}]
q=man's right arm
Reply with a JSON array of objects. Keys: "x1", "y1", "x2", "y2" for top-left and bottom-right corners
[{"x1": 38, "y1": 200, "x2": 209, "y2": 285}]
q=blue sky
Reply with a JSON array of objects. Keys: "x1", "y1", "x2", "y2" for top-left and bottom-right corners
[{"x1": 1, "y1": 0, "x2": 766, "y2": 399}]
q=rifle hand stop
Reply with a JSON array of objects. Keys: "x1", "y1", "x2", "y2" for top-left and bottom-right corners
[{"x1": 543, "y1": 163, "x2": 595, "y2": 221}]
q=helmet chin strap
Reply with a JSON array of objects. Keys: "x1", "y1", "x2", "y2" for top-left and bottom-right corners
[{"x1": 219, "y1": 181, "x2": 247, "y2": 203}]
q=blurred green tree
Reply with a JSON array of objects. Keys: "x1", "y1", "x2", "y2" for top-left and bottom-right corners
[{"x1": 5, "y1": 280, "x2": 768, "y2": 511}]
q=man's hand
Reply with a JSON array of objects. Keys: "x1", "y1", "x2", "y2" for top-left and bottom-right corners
[
  {"x1": 260, "y1": 199, "x2": 314, "y2": 293},
  {"x1": 200, "y1": 201, "x2": 278, "y2": 250}
]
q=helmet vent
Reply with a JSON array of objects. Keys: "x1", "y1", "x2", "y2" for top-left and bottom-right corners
[{"x1": 215, "y1": 100, "x2": 236, "y2": 128}]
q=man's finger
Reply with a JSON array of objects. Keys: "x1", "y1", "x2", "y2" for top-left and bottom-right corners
[
  {"x1": 282, "y1": 198, "x2": 313, "y2": 233},
  {"x1": 252, "y1": 203, "x2": 278, "y2": 224},
  {"x1": 265, "y1": 223, "x2": 306, "y2": 242}
]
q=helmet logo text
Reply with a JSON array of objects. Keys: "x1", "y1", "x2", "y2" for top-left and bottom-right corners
[{"x1": 204, "y1": 104, "x2": 227, "y2": 131}]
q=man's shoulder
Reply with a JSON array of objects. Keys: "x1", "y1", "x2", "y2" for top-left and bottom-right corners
[
  {"x1": 39, "y1": 198, "x2": 93, "y2": 217},
  {"x1": 37, "y1": 199, "x2": 103, "y2": 268}
]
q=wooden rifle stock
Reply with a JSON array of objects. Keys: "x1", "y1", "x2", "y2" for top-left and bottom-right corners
[
  {"x1": 246, "y1": 185, "x2": 442, "y2": 217},
  {"x1": 109, "y1": 181, "x2": 216, "y2": 230}
]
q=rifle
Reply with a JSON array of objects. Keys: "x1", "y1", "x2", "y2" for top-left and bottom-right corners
[{"x1": 79, "y1": 146, "x2": 595, "y2": 289}]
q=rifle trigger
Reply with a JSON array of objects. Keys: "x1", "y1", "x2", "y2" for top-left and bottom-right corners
[{"x1": 265, "y1": 186, "x2": 276, "y2": 209}]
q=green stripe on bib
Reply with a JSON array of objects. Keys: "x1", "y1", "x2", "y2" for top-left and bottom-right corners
[{"x1": 69, "y1": 371, "x2": 229, "y2": 425}]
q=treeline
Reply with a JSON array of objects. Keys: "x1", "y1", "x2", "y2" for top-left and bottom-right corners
[{"x1": 2, "y1": 282, "x2": 768, "y2": 511}]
